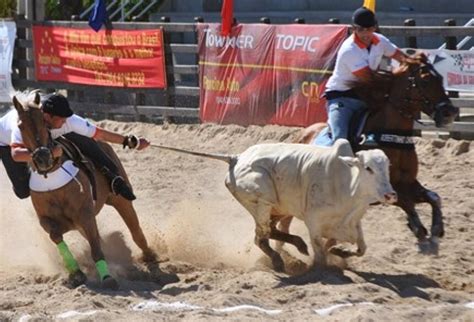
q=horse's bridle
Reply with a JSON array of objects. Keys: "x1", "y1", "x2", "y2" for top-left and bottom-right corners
[
  {"x1": 27, "y1": 113, "x2": 58, "y2": 176},
  {"x1": 389, "y1": 62, "x2": 452, "y2": 126}
]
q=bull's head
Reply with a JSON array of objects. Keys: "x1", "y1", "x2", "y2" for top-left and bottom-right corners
[{"x1": 339, "y1": 149, "x2": 397, "y2": 205}]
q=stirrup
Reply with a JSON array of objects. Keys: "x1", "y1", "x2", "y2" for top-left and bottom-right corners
[{"x1": 110, "y1": 176, "x2": 136, "y2": 201}]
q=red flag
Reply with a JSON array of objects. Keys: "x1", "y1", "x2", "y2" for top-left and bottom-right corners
[{"x1": 221, "y1": 0, "x2": 233, "y2": 36}]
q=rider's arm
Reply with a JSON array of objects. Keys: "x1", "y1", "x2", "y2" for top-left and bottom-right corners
[
  {"x1": 10, "y1": 127, "x2": 62, "y2": 163},
  {"x1": 93, "y1": 127, "x2": 150, "y2": 151},
  {"x1": 391, "y1": 49, "x2": 407, "y2": 63},
  {"x1": 10, "y1": 146, "x2": 32, "y2": 162},
  {"x1": 11, "y1": 145, "x2": 62, "y2": 162},
  {"x1": 65, "y1": 114, "x2": 149, "y2": 150}
]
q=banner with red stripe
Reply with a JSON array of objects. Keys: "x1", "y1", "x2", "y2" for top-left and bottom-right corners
[
  {"x1": 33, "y1": 26, "x2": 167, "y2": 88},
  {"x1": 197, "y1": 23, "x2": 348, "y2": 126}
]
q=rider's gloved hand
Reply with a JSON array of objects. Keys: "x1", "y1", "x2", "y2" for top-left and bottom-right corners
[{"x1": 122, "y1": 135, "x2": 150, "y2": 151}]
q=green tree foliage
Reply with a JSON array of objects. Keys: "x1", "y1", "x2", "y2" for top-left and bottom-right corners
[
  {"x1": 0, "y1": 0, "x2": 162, "y2": 20},
  {"x1": 0, "y1": 0, "x2": 16, "y2": 18}
]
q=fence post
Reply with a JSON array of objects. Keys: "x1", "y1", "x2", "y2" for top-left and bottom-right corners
[
  {"x1": 294, "y1": 18, "x2": 305, "y2": 24},
  {"x1": 404, "y1": 19, "x2": 417, "y2": 49},
  {"x1": 260, "y1": 17, "x2": 271, "y2": 24},
  {"x1": 444, "y1": 19, "x2": 461, "y2": 139},
  {"x1": 14, "y1": 14, "x2": 27, "y2": 87},
  {"x1": 328, "y1": 18, "x2": 340, "y2": 24},
  {"x1": 160, "y1": 16, "x2": 176, "y2": 122},
  {"x1": 194, "y1": 16, "x2": 204, "y2": 89},
  {"x1": 444, "y1": 19, "x2": 459, "y2": 99}
]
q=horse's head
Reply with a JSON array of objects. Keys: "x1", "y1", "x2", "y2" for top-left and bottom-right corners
[
  {"x1": 393, "y1": 53, "x2": 459, "y2": 127},
  {"x1": 12, "y1": 91, "x2": 55, "y2": 173}
]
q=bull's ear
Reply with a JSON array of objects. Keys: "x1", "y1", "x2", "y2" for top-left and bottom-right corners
[
  {"x1": 338, "y1": 156, "x2": 360, "y2": 168},
  {"x1": 12, "y1": 96, "x2": 25, "y2": 115}
]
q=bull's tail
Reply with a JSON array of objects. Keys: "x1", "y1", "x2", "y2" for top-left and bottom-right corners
[{"x1": 150, "y1": 144, "x2": 236, "y2": 165}]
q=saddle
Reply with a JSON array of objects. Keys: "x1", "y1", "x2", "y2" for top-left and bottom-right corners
[
  {"x1": 54, "y1": 136, "x2": 98, "y2": 200},
  {"x1": 348, "y1": 109, "x2": 416, "y2": 151}
]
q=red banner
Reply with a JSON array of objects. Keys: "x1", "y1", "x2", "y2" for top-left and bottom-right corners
[
  {"x1": 198, "y1": 23, "x2": 348, "y2": 126},
  {"x1": 33, "y1": 26, "x2": 167, "y2": 88}
]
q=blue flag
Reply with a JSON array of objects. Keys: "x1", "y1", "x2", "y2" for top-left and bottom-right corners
[{"x1": 88, "y1": 0, "x2": 108, "y2": 32}]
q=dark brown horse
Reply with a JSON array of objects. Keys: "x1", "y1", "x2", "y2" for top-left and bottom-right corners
[
  {"x1": 12, "y1": 91, "x2": 156, "y2": 289},
  {"x1": 294, "y1": 53, "x2": 459, "y2": 250}
]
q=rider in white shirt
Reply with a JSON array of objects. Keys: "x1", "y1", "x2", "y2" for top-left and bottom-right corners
[
  {"x1": 317, "y1": 7, "x2": 407, "y2": 146},
  {"x1": 10, "y1": 93, "x2": 150, "y2": 200},
  {"x1": 0, "y1": 109, "x2": 30, "y2": 198}
]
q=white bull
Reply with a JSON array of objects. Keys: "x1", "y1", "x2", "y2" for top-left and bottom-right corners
[
  {"x1": 151, "y1": 139, "x2": 397, "y2": 272},
  {"x1": 224, "y1": 139, "x2": 397, "y2": 271}
]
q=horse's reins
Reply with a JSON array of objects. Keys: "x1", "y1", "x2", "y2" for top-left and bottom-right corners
[{"x1": 388, "y1": 62, "x2": 444, "y2": 126}]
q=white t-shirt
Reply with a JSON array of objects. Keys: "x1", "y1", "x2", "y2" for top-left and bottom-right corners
[
  {"x1": 11, "y1": 114, "x2": 97, "y2": 147},
  {"x1": 325, "y1": 32, "x2": 399, "y2": 92},
  {"x1": 0, "y1": 109, "x2": 18, "y2": 146}
]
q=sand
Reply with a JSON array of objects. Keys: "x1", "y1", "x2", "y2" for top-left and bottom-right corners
[{"x1": 0, "y1": 121, "x2": 472, "y2": 321}]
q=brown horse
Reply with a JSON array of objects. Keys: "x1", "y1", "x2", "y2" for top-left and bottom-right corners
[
  {"x1": 12, "y1": 91, "x2": 156, "y2": 289},
  {"x1": 294, "y1": 53, "x2": 459, "y2": 250}
]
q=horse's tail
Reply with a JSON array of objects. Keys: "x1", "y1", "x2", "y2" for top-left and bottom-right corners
[{"x1": 150, "y1": 144, "x2": 237, "y2": 166}]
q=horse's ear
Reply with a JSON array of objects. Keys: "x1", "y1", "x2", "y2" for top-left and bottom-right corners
[
  {"x1": 33, "y1": 92, "x2": 41, "y2": 105},
  {"x1": 12, "y1": 96, "x2": 25, "y2": 115}
]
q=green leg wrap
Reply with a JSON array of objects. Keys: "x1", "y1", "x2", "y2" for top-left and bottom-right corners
[
  {"x1": 57, "y1": 241, "x2": 79, "y2": 274},
  {"x1": 95, "y1": 259, "x2": 110, "y2": 281}
]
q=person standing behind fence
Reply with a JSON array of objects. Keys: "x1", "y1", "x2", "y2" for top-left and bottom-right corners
[
  {"x1": 317, "y1": 7, "x2": 407, "y2": 146},
  {"x1": 0, "y1": 109, "x2": 30, "y2": 199}
]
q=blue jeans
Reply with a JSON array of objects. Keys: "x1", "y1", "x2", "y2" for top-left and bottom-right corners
[{"x1": 314, "y1": 97, "x2": 367, "y2": 146}]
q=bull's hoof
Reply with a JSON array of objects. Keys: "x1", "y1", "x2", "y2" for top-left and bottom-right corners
[
  {"x1": 295, "y1": 239, "x2": 309, "y2": 256},
  {"x1": 67, "y1": 270, "x2": 87, "y2": 288},
  {"x1": 272, "y1": 256, "x2": 285, "y2": 273},
  {"x1": 329, "y1": 246, "x2": 354, "y2": 258},
  {"x1": 101, "y1": 276, "x2": 119, "y2": 290}
]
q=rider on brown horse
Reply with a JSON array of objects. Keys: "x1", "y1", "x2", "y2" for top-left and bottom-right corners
[
  {"x1": 10, "y1": 93, "x2": 150, "y2": 200},
  {"x1": 315, "y1": 7, "x2": 407, "y2": 146}
]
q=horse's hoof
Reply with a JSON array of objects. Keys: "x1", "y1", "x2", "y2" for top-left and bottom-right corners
[
  {"x1": 415, "y1": 226, "x2": 428, "y2": 241},
  {"x1": 431, "y1": 224, "x2": 444, "y2": 238},
  {"x1": 407, "y1": 223, "x2": 428, "y2": 241},
  {"x1": 156, "y1": 273, "x2": 180, "y2": 286},
  {"x1": 417, "y1": 238, "x2": 438, "y2": 255},
  {"x1": 67, "y1": 270, "x2": 87, "y2": 288},
  {"x1": 142, "y1": 250, "x2": 158, "y2": 263},
  {"x1": 101, "y1": 276, "x2": 119, "y2": 290},
  {"x1": 429, "y1": 237, "x2": 440, "y2": 255}
]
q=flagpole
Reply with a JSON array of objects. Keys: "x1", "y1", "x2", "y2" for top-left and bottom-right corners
[{"x1": 363, "y1": 0, "x2": 376, "y2": 12}]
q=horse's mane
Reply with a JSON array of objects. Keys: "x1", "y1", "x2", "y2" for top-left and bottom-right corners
[
  {"x1": 350, "y1": 71, "x2": 394, "y2": 109},
  {"x1": 350, "y1": 52, "x2": 428, "y2": 110}
]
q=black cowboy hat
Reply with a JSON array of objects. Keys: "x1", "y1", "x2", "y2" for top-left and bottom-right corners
[
  {"x1": 352, "y1": 7, "x2": 377, "y2": 28},
  {"x1": 41, "y1": 93, "x2": 73, "y2": 117}
]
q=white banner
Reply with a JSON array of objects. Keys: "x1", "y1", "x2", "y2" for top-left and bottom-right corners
[
  {"x1": 0, "y1": 21, "x2": 16, "y2": 102},
  {"x1": 402, "y1": 49, "x2": 474, "y2": 92}
]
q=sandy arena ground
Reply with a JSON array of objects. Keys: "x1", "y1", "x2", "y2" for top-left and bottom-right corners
[{"x1": 0, "y1": 121, "x2": 473, "y2": 321}]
